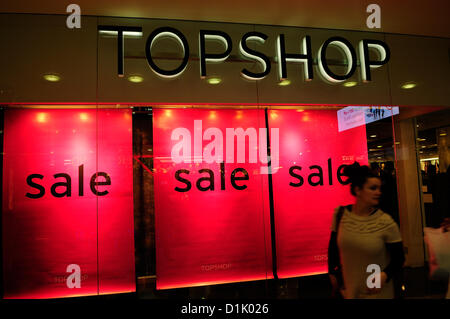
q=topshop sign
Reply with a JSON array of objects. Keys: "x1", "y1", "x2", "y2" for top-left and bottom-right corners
[{"x1": 98, "y1": 25, "x2": 390, "y2": 83}]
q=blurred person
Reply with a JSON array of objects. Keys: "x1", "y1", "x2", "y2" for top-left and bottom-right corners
[
  {"x1": 328, "y1": 162, "x2": 405, "y2": 298},
  {"x1": 440, "y1": 218, "x2": 450, "y2": 299}
]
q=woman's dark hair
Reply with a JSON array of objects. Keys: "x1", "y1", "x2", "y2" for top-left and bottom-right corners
[{"x1": 343, "y1": 162, "x2": 379, "y2": 196}]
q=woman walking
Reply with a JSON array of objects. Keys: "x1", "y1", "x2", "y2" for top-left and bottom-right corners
[{"x1": 328, "y1": 162, "x2": 405, "y2": 299}]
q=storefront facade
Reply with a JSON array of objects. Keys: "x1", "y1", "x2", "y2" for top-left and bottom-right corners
[{"x1": 1, "y1": 8, "x2": 449, "y2": 299}]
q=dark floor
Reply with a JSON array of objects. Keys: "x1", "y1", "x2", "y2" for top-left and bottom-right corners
[{"x1": 137, "y1": 266, "x2": 449, "y2": 299}]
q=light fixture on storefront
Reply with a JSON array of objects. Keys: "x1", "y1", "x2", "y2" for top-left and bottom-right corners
[
  {"x1": 128, "y1": 75, "x2": 144, "y2": 83},
  {"x1": 343, "y1": 81, "x2": 357, "y2": 87},
  {"x1": 43, "y1": 74, "x2": 61, "y2": 82},
  {"x1": 401, "y1": 81, "x2": 417, "y2": 89},
  {"x1": 207, "y1": 77, "x2": 222, "y2": 85},
  {"x1": 370, "y1": 134, "x2": 377, "y2": 138},
  {"x1": 278, "y1": 79, "x2": 291, "y2": 86}
]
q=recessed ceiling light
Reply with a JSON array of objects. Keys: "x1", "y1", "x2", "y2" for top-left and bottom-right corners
[
  {"x1": 278, "y1": 79, "x2": 291, "y2": 86},
  {"x1": 370, "y1": 134, "x2": 377, "y2": 138},
  {"x1": 401, "y1": 82, "x2": 417, "y2": 89},
  {"x1": 343, "y1": 81, "x2": 357, "y2": 87},
  {"x1": 439, "y1": 133, "x2": 447, "y2": 136},
  {"x1": 128, "y1": 75, "x2": 144, "y2": 83},
  {"x1": 43, "y1": 74, "x2": 60, "y2": 82},
  {"x1": 207, "y1": 77, "x2": 222, "y2": 85},
  {"x1": 377, "y1": 145, "x2": 382, "y2": 148}
]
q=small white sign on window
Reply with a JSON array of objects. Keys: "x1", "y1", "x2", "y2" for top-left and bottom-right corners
[{"x1": 337, "y1": 106, "x2": 399, "y2": 132}]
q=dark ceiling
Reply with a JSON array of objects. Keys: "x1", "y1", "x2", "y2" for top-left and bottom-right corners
[{"x1": 1, "y1": 0, "x2": 449, "y2": 38}]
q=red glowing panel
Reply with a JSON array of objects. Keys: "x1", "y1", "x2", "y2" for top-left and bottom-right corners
[
  {"x1": 2, "y1": 109, "x2": 135, "y2": 299},
  {"x1": 269, "y1": 109, "x2": 368, "y2": 278},
  {"x1": 153, "y1": 108, "x2": 273, "y2": 289}
]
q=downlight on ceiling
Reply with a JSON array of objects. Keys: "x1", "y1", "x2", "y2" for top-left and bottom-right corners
[
  {"x1": 278, "y1": 79, "x2": 291, "y2": 86},
  {"x1": 343, "y1": 81, "x2": 357, "y2": 87},
  {"x1": 128, "y1": 75, "x2": 144, "y2": 83},
  {"x1": 43, "y1": 74, "x2": 61, "y2": 82},
  {"x1": 401, "y1": 82, "x2": 417, "y2": 89},
  {"x1": 207, "y1": 77, "x2": 222, "y2": 85}
]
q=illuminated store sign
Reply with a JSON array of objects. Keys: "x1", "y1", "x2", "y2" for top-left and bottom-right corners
[
  {"x1": 2, "y1": 109, "x2": 135, "y2": 298},
  {"x1": 98, "y1": 25, "x2": 390, "y2": 83},
  {"x1": 153, "y1": 108, "x2": 368, "y2": 289}
]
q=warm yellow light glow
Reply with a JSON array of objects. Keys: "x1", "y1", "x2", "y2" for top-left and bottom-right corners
[
  {"x1": 296, "y1": 109, "x2": 304, "y2": 112},
  {"x1": 370, "y1": 135, "x2": 377, "y2": 138},
  {"x1": 236, "y1": 110, "x2": 243, "y2": 120},
  {"x1": 164, "y1": 109, "x2": 172, "y2": 117},
  {"x1": 79, "y1": 113, "x2": 89, "y2": 122},
  {"x1": 401, "y1": 82, "x2": 417, "y2": 89},
  {"x1": 207, "y1": 77, "x2": 222, "y2": 85},
  {"x1": 43, "y1": 74, "x2": 60, "y2": 82},
  {"x1": 270, "y1": 112, "x2": 279, "y2": 120},
  {"x1": 343, "y1": 81, "x2": 357, "y2": 87},
  {"x1": 278, "y1": 79, "x2": 291, "y2": 86},
  {"x1": 128, "y1": 75, "x2": 144, "y2": 83},
  {"x1": 36, "y1": 113, "x2": 48, "y2": 123},
  {"x1": 377, "y1": 145, "x2": 382, "y2": 148},
  {"x1": 420, "y1": 157, "x2": 439, "y2": 161},
  {"x1": 439, "y1": 133, "x2": 447, "y2": 136},
  {"x1": 209, "y1": 111, "x2": 217, "y2": 120}
]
